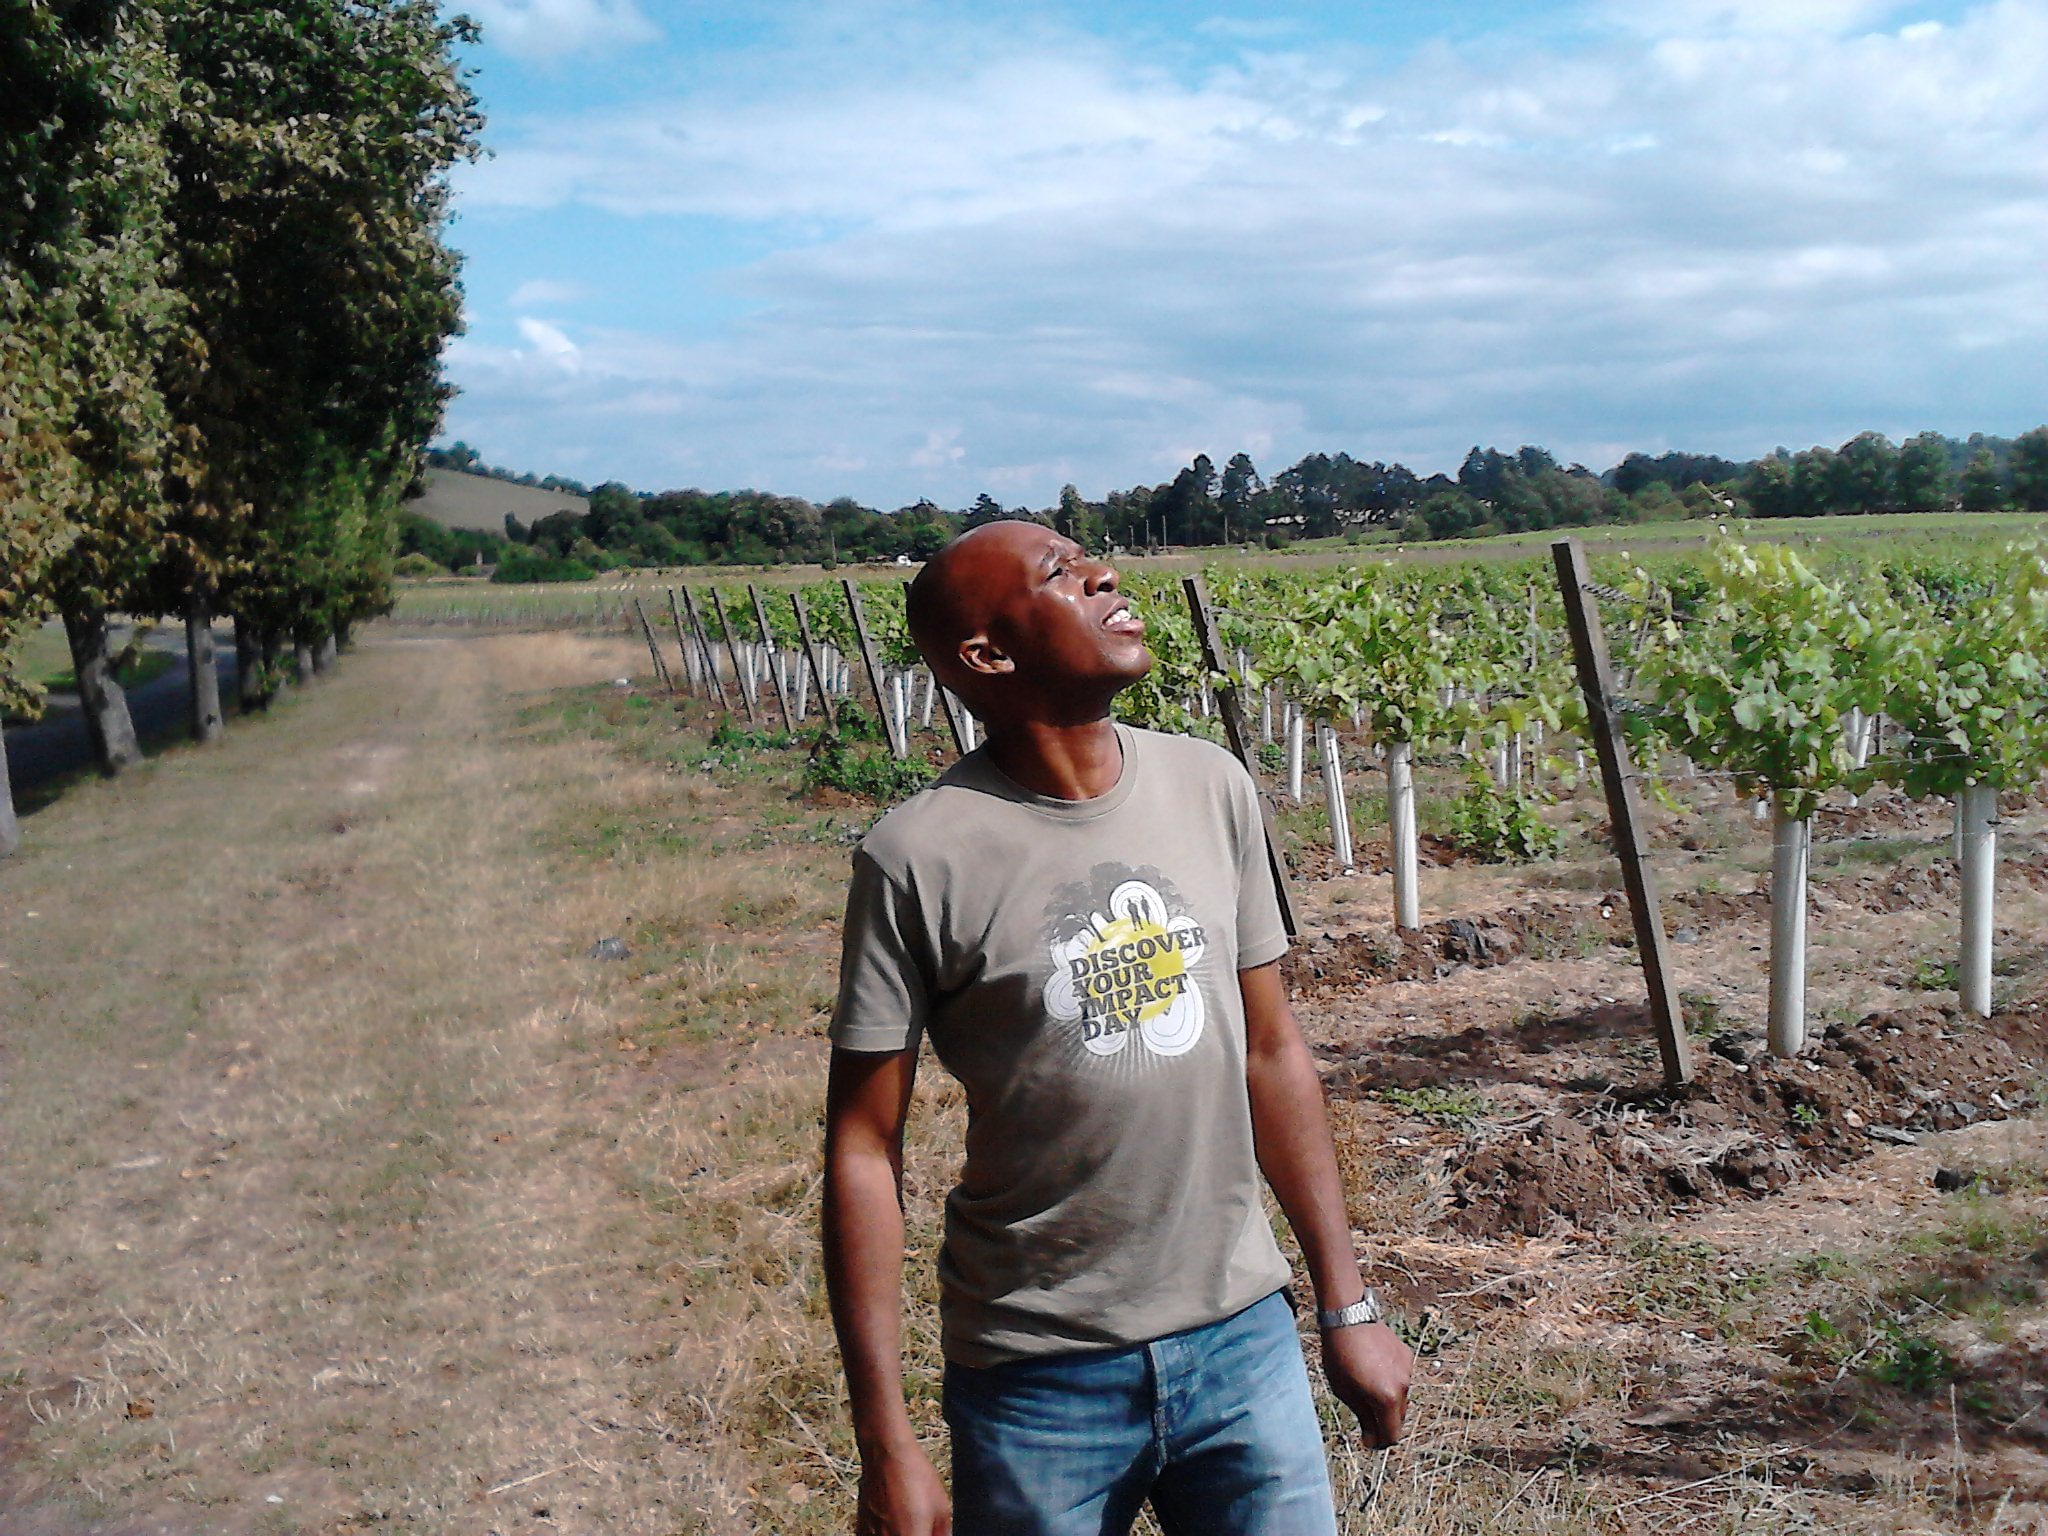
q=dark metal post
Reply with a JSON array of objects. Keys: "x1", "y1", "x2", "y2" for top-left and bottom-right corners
[
  {"x1": 665, "y1": 589, "x2": 697, "y2": 696},
  {"x1": 632, "y1": 598, "x2": 674, "y2": 691},
  {"x1": 679, "y1": 587, "x2": 732, "y2": 713},
  {"x1": 841, "y1": 578, "x2": 903, "y2": 759},
  {"x1": 748, "y1": 584, "x2": 792, "y2": 733},
  {"x1": 1183, "y1": 576, "x2": 1299, "y2": 940},
  {"x1": 935, "y1": 685, "x2": 970, "y2": 759},
  {"x1": 708, "y1": 588, "x2": 759, "y2": 726},
  {"x1": 1551, "y1": 538, "x2": 1693, "y2": 1088},
  {"x1": 789, "y1": 592, "x2": 838, "y2": 731}
]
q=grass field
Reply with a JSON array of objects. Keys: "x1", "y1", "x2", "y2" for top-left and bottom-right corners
[{"x1": 5, "y1": 622, "x2": 2047, "y2": 1534}]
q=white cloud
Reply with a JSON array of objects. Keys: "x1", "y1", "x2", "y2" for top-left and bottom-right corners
[
  {"x1": 514, "y1": 316, "x2": 582, "y2": 368},
  {"x1": 443, "y1": 0, "x2": 2048, "y2": 504},
  {"x1": 461, "y1": 0, "x2": 655, "y2": 60}
]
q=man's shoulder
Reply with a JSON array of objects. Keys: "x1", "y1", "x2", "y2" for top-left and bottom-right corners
[
  {"x1": 1127, "y1": 725, "x2": 1253, "y2": 796},
  {"x1": 854, "y1": 764, "x2": 996, "y2": 876}
]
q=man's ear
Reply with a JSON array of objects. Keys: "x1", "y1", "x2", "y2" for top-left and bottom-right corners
[{"x1": 957, "y1": 632, "x2": 1015, "y2": 678}]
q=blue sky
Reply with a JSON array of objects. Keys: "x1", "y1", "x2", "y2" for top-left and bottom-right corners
[{"x1": 439, "y1": 0, "x2": 2048, "y2": 507}]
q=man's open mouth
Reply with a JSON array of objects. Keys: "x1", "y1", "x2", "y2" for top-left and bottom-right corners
[{"x1": 1103, "y1": 601, "x2": 1144, "y2": 636}]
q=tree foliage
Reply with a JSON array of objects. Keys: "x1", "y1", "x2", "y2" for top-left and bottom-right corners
[{"x1": 2, "y1": 0, "x2": 479, "y2": 717}]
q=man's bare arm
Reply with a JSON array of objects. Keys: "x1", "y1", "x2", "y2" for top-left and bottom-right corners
[
  {"x1": 1240, "y1": 961, "x2": 1413, "y2": 1448},
  {"x1": 822, "y1": 1046, "x2": 952, "y2": 1534}
]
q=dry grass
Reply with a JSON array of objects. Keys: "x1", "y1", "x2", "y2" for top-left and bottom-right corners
[{"x1": 5, "y1": 626, "x2": 2046, "y2": 1535}]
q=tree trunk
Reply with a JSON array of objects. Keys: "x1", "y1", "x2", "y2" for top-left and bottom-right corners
[
  {"x1": 61, "y1": 606, "x2": 142, "y2": 775},
  {"x1": 1387, "y1": 738, "x2": 1420, "y2": 928},
  {"x1": 294, "y1": 638, "x2": 316, "y2": 685},
  {"x1": 316, "y1": 632, "x2": 337, "y2": 671},
  {"x1": 234, "y1": 616, "x2": 264, "y2": 712},
  {"x1": 1768, "y1": 793, "x2": 1811, "y2": 1056},
  {"x1": 1316, "y1": 721, "x2": 1355, "y2": 871},
  {"x1": 1957, "y1": 782, "x2": 1997, "y2": 1017},
  {"x1": 187, "y1": 596, "x2": 224, "y2": 744},
  {"x1": 0, "y1": 725, "x2": 20, "y2": 858}
]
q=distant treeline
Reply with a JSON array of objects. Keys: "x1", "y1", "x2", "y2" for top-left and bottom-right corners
[{"x1": 410, "y1": 427, "x2": 2048, "y2": 578}]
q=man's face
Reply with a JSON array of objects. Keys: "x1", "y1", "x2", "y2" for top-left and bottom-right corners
[{"x1": 959, "y1": 523, "x2": 1151, "y2": 696}]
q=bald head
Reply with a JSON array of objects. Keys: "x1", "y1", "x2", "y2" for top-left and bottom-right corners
[
  {"x1": 904, "y1": 520, "x2": 1148, "y2": 723},
  {"x1": 906, "y1": 521, "x2": 1050, "y2": 681}
]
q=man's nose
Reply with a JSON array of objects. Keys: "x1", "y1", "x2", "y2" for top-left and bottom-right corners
[{"x1": 1084, "y1": 561, "x2": 1119, "y2": 594}]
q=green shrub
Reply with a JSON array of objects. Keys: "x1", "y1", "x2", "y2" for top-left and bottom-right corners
[
  {"x1": 1374, "y1": 1085, "x2": 1491, "y2": 1125},
  {"x1": 491, "y1": 547, "x2": 596, "y2": 584},
  {"x1": 803, "y1": 733, "x2": 933, "y2": 804},
  {"x1": 1444, "y1": 772, "x2": 1562, "y2": 862},
  {"x1": 394, "y1": 551, "x2": 446, "y2": 578}
]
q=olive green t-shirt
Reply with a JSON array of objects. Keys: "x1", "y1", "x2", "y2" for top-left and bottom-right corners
[{"x1": 829, "y1": 725, "x2": 1292, "y2": 1367}]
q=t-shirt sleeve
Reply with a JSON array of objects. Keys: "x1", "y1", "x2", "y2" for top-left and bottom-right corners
[
  {"x1": 828, "y1": 848, "x2": 931, "y2": 1053},
  {"x1": 1229, "y1": 758, "x2": 1290, "y2": 971}
]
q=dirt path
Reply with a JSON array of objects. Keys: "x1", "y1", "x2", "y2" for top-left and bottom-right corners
[{"x1": 0, "y1": 632, "x2": 749, "y2": 1535}]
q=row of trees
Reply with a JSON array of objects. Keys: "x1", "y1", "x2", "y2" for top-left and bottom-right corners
[
  {"x1": 402, "y1": 426, "x2": 2048, "y2": 576},
  {"x1": 2, "y1": 0, "x2": 480, "y2": 850}
]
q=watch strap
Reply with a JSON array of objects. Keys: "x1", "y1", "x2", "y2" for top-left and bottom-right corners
[{"x1": 1315, "y1": 1290, "x2": 1383, "y2": 1330}]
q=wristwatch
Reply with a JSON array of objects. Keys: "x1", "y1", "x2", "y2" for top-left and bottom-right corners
[{"x1": 1316, "y1": 1291, "x2": 1384, "y2": 1330}]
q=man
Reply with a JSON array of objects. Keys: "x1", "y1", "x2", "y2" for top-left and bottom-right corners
[{"x1": 823, "y1": 521, "x2": 1411, "y2": 1536}]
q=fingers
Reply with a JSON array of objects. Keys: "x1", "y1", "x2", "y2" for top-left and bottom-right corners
[{"x1": 1322, "y1": 1321, "x2": 1415, "y2": 1450}]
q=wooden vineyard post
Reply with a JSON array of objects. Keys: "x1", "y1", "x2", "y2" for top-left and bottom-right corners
[
  {"x1": 632, "y1": 598, "x2": 674, "y2": 692},
  {"x1": 665, "y1": 590, "x2": 698, "y2": 696},
  {"x1": 707, "y1": 589, "x2": 759, "y2": 727},
  {"x1": 747, "y1": 584, "x2": 793, "y2": 733},
  {"x1": 679, "y1": 587, "x2": 733, "y2": 714},
  {"x1": 841, "y1": 578, "x2": 905, "y2": 759},
  {"x1": 1552, "y1": 537, "x2": 1693, "y2": 1088},
  {"x1": 1182, "y1": 576, "x2": 1299, "y2": 939},
  {"x1": 789, "y1": 591, "x2": 838, "y2": 731}
]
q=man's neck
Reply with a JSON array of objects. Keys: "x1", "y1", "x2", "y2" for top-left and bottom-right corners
[{"x1": 983, "y1": 715, "x2": 1124, "y2": 801}]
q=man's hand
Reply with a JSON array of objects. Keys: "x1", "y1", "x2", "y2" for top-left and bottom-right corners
[
  {"x1": 855, "y1": 1442, "x2": 952, "y2": 1535},
  {"x1": 1320, "y1": 1321, "x2": 1413, "y2": 1449}
]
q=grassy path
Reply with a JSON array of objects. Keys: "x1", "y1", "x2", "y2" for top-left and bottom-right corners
[{"x1": 0, "y1": 632, "x2": 794, "y2": 1534}]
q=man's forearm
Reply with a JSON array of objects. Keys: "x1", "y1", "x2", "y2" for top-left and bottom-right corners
[{"x1": 823, "y1": 1140, "x2": 920, "y2": 1452}]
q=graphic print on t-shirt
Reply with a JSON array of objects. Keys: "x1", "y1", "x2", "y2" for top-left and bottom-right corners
[{"x1": 1042, "y1": 865, "x2": 1208, "y2": 1058}]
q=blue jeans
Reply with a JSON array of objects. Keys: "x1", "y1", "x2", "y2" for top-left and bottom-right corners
[{"x1": 943, "y1": 1290, "x2": 1338, "y2": 1536}]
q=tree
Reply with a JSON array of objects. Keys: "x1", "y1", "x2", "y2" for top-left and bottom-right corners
[
  {"x1": 2012, "y1": 426, "x2": 2048, "y2": 511},
  {"x1": 1834, "y1": 431, "x2": 1897, "y2": 513},
  {"x1": 0, "y1": 0, "x2": 156, "y2": 839},
  {"x1": 28, "y1": 2, "x2": 182, "y2": 774},
  {"x1": 1791, "y1": 447, "x2": 1841, "y2": 517},
  {"x1": 1959, "y1": 447, "x2": 2007, "y2": 511},
  {"x1": 1895, "y1": 431, "x2": 1951, "y2": 510},
  {"x1": 1744, "y1": 454, "x2": 1797, "y2": 518},
  {"x1": 1218, "y1": 453, "x2": 1261, "y2": 530},
  {"x1": 157, "y1": 0, "x2": 482, "y2": 702}
]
